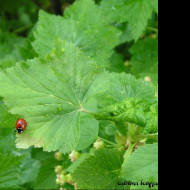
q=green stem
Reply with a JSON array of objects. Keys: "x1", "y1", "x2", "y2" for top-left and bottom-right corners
[
  {"x1": 98, "y1": 136, "x2": 118, "y2": 146},
  {"x1": 13, "y1": 26, "x2": 29, "y2": 34},
  {"x1": 81, "y1": 108, "x2": 95, "y2": 116},
  {"x1": 122, "y1": 143, "x2": 136, "y2": 168},
  {"x1": 146, "y1": 26, "x2": 158, "y2": 33},
  {"x1": 124, "y1": 143, "x2": 135, "y2": 160}
]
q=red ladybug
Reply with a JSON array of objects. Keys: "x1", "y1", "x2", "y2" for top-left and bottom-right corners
[{"x1": 16, "y1": 119, "x2": 27, "y2": 134}]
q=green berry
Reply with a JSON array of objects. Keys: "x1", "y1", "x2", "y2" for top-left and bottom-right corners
[
  {"x1": 56, "y1": 173, "x2": 67, "y2": 186},
  {"x1": 93, "y1": 139, "x2": 104, "y2": 149},
  {"x1": 55, "y1": 165, "x2": 63, "y2": 174},
  {"x1": 55, "y1": 152, "x2": 63, "y2": 161},
  {"x1": 144, "y1": 76, "x2": 152, "y2": 82},
  {"x1": 69, "y1": 150, "x2": 80, "y2": 162},
  {"x1": 66, "y1": 174, "x2": 74, "y2": 184}
]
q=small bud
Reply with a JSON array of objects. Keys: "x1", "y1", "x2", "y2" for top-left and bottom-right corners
[
  {"x1": 55, "y1": 165, "x2": 63, "y2": 174},
  {"x1": 55, "y1": 152, "x2": 63, "y2": 161},
  {"x1": 124, "y1": 60, "x2": 130, "y2": 67},
  {"x1": 144, "y1": 76, "x2": 152, "y2": 82},
  {"x1": 69, "y1": 150, "x2": 80, "y2": 162},
  {"x1": 93, "y1": 139, "x2": 104, "y2": 149}
]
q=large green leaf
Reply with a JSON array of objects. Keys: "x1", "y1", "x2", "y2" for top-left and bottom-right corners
[
  {"x1": 0, "y1": 154, "x2": 23, "y2": 189},
  {"x1": 32, "y1": 0, "x2": 121, "y2": 66},
  {"x1": 0, "y1": 40, "x2": 108, "y2": 153},
  {"x1": 0, "y1": 31, "x2": 25, "y2": 70},
  {"x1": 0, "y1": 128, "x2": 16, "y2": 154},
  {"x1": 0, "y1": 97, "x2": 18, "y2": 129},
  {"x1": 0, "y1": 31, "x2": 36, "y2": 71},
  {"x1": 130, "y1": 38, "x2": 158, "y2": 77},
  {"x1": 0, "y1": 0, "x2": 37, "y2": 32},
  {"x1": 72, "y1": 148, "x2": 123, "y2": 189},
  {"x1": 98, "y1": 73, "x2": 156, "y2": 107},
  {"x1": 19, "y1": 156, "x2": 41, "y2": 188},
  {"x1": 120, "y1": 143, "x2": 158, "y2": 182},
  {"x1": 97, "y1": 98, "x2": 158, "y2": 134},
  {"x1": 100, "y1": 0, "x2": 158, "y2": 40},
  {"x1": 34, "y1": 157, "x2": 59, "y2": 189}
]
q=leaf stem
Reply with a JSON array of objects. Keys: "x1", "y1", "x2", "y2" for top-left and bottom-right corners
[
  {"x1": 13, "y1": 26, "x2": 29, "y2": 34},
  {"x1": 146, "y1": 26, "x2": 158, "y2": 33},
  {"x1": 124, "y1": 143, "x2": 135, "y2": 160},
  {"x1": 122, "y1": 143, "x2": 136, "y2": 168},
  {"x1": 80, "y1": 108, "x2": 95, "y2": 115},
  {"x1": 97, "y1": 136, "x2": 118, "y2": 146}
]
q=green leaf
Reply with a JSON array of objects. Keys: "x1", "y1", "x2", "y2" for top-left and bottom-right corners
[
  {"x1": 97, "y1": 98, "x2": 151, "y2": 127},
  {"x1": 130, "y1": 38, "x2": 158, "y2": 77},
  {"x1": 0, "y1": 98, "x2": 18, "y2": 129},
  {"x1": 19, "y1": 156, "x2": 41, "y2": 188},
  {"x1": 76, "y1": 113, "x2": 99, "y2": 150},
  {"x1": 98, "y1": 73, "x2": 156, "y2": 107},
  {"x1": 34, "y1": 157, "x2": 59, "y2": 189},
  {"x1": 32, "y1": 0, "x2": 121, "y2": 66},
  {"x1": 107, "y1": 52, "x2": 129, "y2": 73},
  {"x1": 149, "y1": 0, "x2": 158, "y2": 13},
  {"x1": 143, "y1": 103, "x2": 158, "y2": 134},
  {"x1": 68, "y1": 153, "x2": 90, "y2": 173},
  {"x1": 100, "y1": 0, "x2": 158, "y2": 40},
  {"x1": 0, "y1": 128, "x2": 16, "y2": 154},
  {"x1": 96, "y1": 98, "x2": 158, "y2": 134},
  {"x1": 121, "y1": 143, "x2": 158, "y2": 182},
  {"x1": 0, "y1": 31, "x2": 25, "y2": 70},
  {"x1": 0, "y1": 0, "x2": 37, "y2": 32},
  {"x1": 0, "y1": 31, "x2": 36, "y2": 71},
  {"x1": 0, "y1": 40, "x2": 108, "y2": 153},
  {"x1": 72, "y1": 148, "x2": 123, "y2": 189},
  {"x1": 0, "y1": 154, "x2": 23, "y2": 189}
]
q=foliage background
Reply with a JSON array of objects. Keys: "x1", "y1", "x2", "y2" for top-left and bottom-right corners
[{"x1": 0, "y1": 0, "x2": 158, "y2": 189}]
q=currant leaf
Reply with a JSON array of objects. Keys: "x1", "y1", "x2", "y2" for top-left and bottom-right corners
[
  {"x1": 130, "y1": 38, "x2": 158, "y2": 78},
  {"x1": 32, "y1": 0, "x2": 121, "y2": 66},
  {"x1": 0, "y1": 154, "x2": 24, "y2": 189},
  {"x1": 100, "y1": 0, "x2": 158, "y2": 41},
  {"x1": 120, "y1": 143, "x2": 158, "y2": 183},
  {"x1": 98, "y1": 73, "x2": 156, "y2": 107},
  {"x1": 72, "y1": 148, "x2": 123, "y2": 189},
  {"x1": 0, "y1": 40, "x2": 108, "y2": 153},
  {"x1": 96, "y1": 98, "x2": 158, "y2": 134}
]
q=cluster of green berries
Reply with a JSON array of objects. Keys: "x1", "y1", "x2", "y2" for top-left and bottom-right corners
[
  {"x1": 54, "y1": 151, "x2": 81, "y2": 189},
  {"x1": 55, "y1": 165, "x2": 74, "y2": 186}
]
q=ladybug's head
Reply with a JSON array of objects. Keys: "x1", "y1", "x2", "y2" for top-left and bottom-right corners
[{"x1": 16, "y1": 127, "x2": 24, "y2": 134}]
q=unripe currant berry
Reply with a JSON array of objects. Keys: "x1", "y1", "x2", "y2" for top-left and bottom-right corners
[
  {"x1": 56, "y1": 173, "x2": 67, "y2": 186},
  {"x1": 93, "y1": 139, "x2": 104, "y2": 149},
  {"x1": 69, "y1": 150, "x2": 80, "y2": 162},
  {"x1": 144, "y1": 76, "x2": 152, "y2": 82},
  {"x1": 55, "y1": 165, "x2": 63, "y2": 174},
  {"x1": 55, "y1": 152, "x2": 63, "y2": 161},
  {"x1": 66, "y1": 174, "x2": 74, "y2": 185}
]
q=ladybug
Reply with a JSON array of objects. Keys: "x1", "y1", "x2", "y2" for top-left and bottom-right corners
[{"x1": 16, "y1": 119, "x2": 27, "y2": 134}]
